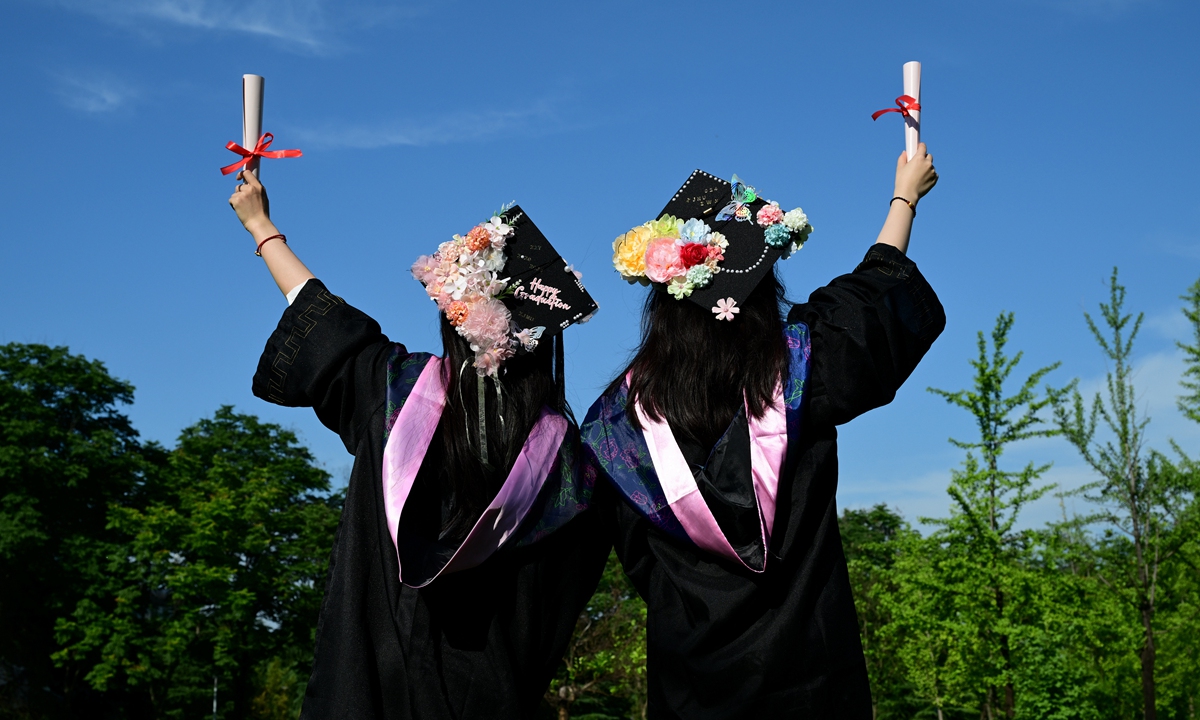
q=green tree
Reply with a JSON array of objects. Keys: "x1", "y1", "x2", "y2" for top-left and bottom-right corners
[
  {"x1": 52, "y1": 407, "x2": 342, "y2": 719},
  {"x1": 1055, "y1": 269, "x2": 1196, "y2": 720},
  {"x1": 882, "y1": 532, "x2": 973, "y2": 720},
  {"x1": 1021, "y1": 502, "x2": 1135, "y2": 720},
  {"x1": 1176, "y1": 278, "x2": 1200, "y2": 424},
  {"x1": 923, "y1": 312, "x2": 1068, "y2": 718},
  {"x1": 840, "y1": 504, "x2": 925, "y2": 719},
  {"x1": 546, "y1": 551, "x2": 647, "y2": 720},
  {"x1": 0, "y1": 343, "x2": 160, "y2": 717},
  {"x1": 1157, "y1": 277, "x2": 1200, "y2": 718}
]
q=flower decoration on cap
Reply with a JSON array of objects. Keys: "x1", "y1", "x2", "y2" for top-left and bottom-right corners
[
  {"x1": 613, "y1": 216, "x2": 727, "y2": 299},
  {"x1": 758, "y1": 200, "x2": 813, "y2": 253},
  {"x1": 411, "y1": 208, "x2": 521, "y2": 377},
  {"x1": 611, "y1": 175, "x2": 814, "y2": 306},
  {"x1": 713, "y1": 298, "x2": 740, "y2": 321}
]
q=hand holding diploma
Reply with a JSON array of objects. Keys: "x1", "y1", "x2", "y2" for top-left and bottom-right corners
[
  {"x1": 875, "y1": 142, "x2": 938, "y2": 255},
  {"x1": 229, "y1": 169, "x2": 315, "y2": 296},
  {"x1": 895, "y1": 142, "x2": 938, "y2": 205}
]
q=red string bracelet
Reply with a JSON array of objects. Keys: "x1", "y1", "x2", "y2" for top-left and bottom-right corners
[{"x1": 255, "y1": 233, "x2": 287, "y2": 256}]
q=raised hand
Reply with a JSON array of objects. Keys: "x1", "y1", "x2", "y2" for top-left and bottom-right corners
[
  {"x1": 226, "y1": 169, "x2": 314, "y2": 296},
  {"x1": 894, "y1": 142, "x2": 938, "y2": 205},
  {"x1": 229, "y1": 169, "x2": 274, "y2": 239}
]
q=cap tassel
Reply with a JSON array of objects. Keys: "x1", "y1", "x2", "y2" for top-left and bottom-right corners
[
  {"x1": 476, "y1": 375, "x2": 491, "y2": 470},
  {"x1": 554, "y1": 334, "x2": 565, "y2": 408}
]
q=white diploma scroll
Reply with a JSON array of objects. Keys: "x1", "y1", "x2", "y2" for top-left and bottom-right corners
[
  {"x1": 903, "y1": 61, "x2": 921, "y2": 160},
  {"x1": 242, "y1": 74, "x2": 264, "y2": 177}
]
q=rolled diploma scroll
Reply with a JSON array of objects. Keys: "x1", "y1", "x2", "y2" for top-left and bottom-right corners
[
  {"x1": 903, "y1": 61, "x2": 921, "y2": 160},
  {"x1": 242, "y1": 74, "x2": 264, "y2": 177}
]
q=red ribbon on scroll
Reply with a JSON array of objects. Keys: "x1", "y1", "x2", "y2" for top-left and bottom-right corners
[
  {"x1": 871, "y1": 95, "x2": 922, "y2": 121},
  {"x1": 220, "y1": 132, "x2": 303, "y2": 175}
]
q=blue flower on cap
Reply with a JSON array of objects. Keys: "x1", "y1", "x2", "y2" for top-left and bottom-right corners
[
  {"x1": 764, "y1": 223, "x2": 792, "y2": 247},
  {"x1": 679, "y1": 218, "x2": 711, "y2": 244}
]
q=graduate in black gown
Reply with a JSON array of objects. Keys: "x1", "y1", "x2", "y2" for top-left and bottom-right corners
[
  {"x1": 583, "y1": 146, "x2": 944, "y2": 718},
  {"x1": 227, "y1": 170, "x2": 611, "y2": 719}
]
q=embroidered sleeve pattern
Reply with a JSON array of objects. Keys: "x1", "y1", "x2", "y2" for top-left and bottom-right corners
[
  {"x1": 264, "y1": 288, "x2": 347, "y2": 404},
  {"x1": 861, "y1": 245, "x2": 943, "y2": 345},
  {"x1": 383, "y1": 349, "x2": 434, "y2": 442}
]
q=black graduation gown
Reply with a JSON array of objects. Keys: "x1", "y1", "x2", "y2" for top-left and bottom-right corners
[
  {"x1": 593, "y1": 244, "x2": 945, "y2": 719},
  {"x1": 252, "y1": 279, "x2": 611, "y2": 720}
]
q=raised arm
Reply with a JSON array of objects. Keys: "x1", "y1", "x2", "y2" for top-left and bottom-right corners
[
  {"x1": 228, "y1": 169, "x2": 316, "y2": 297},
  {"x1": 874, "y1": 143, "x2": 939, "y2": 255}
]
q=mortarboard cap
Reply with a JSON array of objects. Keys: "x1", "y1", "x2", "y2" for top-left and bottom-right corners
[
  {"x1": 501, "y1": 206, "x2": 598, "y2": 350},
  {"x1": 660, "y1": 170, "x2": 782, "y2": 310},
  {"x1": 411, "y1": 204, "x2": 597, "y2": 375},
  {"x1": 612, "y1": 170, "x2": 812, "y2": 319}
]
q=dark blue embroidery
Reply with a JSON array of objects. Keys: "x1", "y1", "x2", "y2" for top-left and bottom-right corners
[
  {"x1": 511, "y1": 427, "x2": 594, "y2": 548},
  {"x1": 384, "y1": 347, "x2": 434, "y2": 442},
  {"x1": 784, "y1": 323, "x2": 810, "y2": 454},
  {"x1": 581, "y1": 385, "x2": 688, "y2": 542},
  {"x1": 581, "y1": 322, "x2": 812, "y2": 543}
]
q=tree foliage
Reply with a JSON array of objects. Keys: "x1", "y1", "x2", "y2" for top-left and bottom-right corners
[
  {"x1": 915, "y1": 311, "x2": 1068, "y2": 718},
  {"x1": 0, "y1": 343, "x2": 160, "y2": 717},
  {"x1": 1055, "y1": 269, "x2": 1197, "y2": 720},
  {"x1": 545, "y1": 551, "x2": 647, "y2": 720},
  {"x1": 52, "y1": 407, "x2": 342, "y2": 719},
  {"x1": 0, "y1": 345, "x2": 341, "y2": 719},
  {"x1": 840, "y1": 272, "x2": 1200, "y2": 720}
]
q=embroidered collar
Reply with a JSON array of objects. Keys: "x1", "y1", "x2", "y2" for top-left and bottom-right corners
[
  {"x1": 381, "y1": 353, "x2": 567, "y2": 587},
  {"x1": 583, "y1": 323, "x2": 811, "y2": 567},
  {"x1": 632, "y1": 382, "x2": 786, "y2": 572}
]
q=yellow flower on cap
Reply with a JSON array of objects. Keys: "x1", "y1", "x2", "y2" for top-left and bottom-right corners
[
  {"x1": 613, "y1": 223, "x2": 655, "y2": 280},
  {"x1": 649, "y1": 214, "x2": 683, "y2": 238}
]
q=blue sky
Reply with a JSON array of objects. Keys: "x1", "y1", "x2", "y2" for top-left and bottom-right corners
[{"x1": 2, "y1": 0, "x2": 1197, "y2": 529}]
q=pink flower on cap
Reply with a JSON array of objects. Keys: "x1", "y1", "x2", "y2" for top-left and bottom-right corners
[
  {"x1": 756, "y1": 203, "x2": 784, "y2": 227},
  {"x1": 644, "y1": 238, "x2": 685, "y2": 283},
  {"x1": 712, "y1": 298, "x2": 740, "y2": 321}
]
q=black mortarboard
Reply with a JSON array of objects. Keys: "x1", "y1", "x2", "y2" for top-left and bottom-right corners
[
  {"x1": 655, "y1": 170, "x2": 794, "y2": 311},
  {"x1": 501, "y1": 205, "x2": 598, "y2": 351}
]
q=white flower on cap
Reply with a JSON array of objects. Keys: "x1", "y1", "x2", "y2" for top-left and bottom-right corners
[{"x1": 783, "y1": 208, "x2": 809, "y2": 232}]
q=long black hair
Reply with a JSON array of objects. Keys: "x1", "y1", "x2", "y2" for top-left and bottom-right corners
[
  {"x1": 436, "y1": 318, "x2": 570, "y2": 540},
  {"x1": 613, "y1": 268, "x2": 790, "y2": 452}
]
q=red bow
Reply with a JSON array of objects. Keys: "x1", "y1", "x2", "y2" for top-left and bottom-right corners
[
  {"x1": 220, "y1": 132, "x2": 303, "y2": 175},
  {"x1": 871, "y1": 95, "x2": 922, "y2": 121}
]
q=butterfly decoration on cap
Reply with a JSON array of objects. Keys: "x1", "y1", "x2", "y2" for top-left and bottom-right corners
[
  {"x1": 514, "y1": 326, "x2": 546, "y2": 351},
  {"x1": 714, "y1": 174, "x2": 759, "y2": 223}
]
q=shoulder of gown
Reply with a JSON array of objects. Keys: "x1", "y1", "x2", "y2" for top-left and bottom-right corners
[
  {"x1": 787, "y1": 243, "x2": 945, "y2": 427},
  {"x1": 252, "y1": 279, "x2": 397, "y2": 453}
]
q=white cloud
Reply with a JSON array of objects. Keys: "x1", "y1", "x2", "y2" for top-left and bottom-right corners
[
  {"x1": 53, "y1": 72, "x2": 137, "y2": 113},
  {"x1": 44, "y1": 0, "x2": 421, "y2": 51},
  {"x1": 1067, "y1": 348, "x2": 1200, "y2": 451},
  {"x1": 291, "y1": 100, "x2": 564, "y2": 149},
  {"x1": 1145, "y1": 305, "x2": 1191, "y2": 344}
]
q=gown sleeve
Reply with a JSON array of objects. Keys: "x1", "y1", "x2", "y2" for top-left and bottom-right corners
[
  {"x1": 251, "y1": 279, "x2": 394, "y2": 453},
  {"x1": 787, "y1": 244, "x2": 945, "y2": 428}
]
